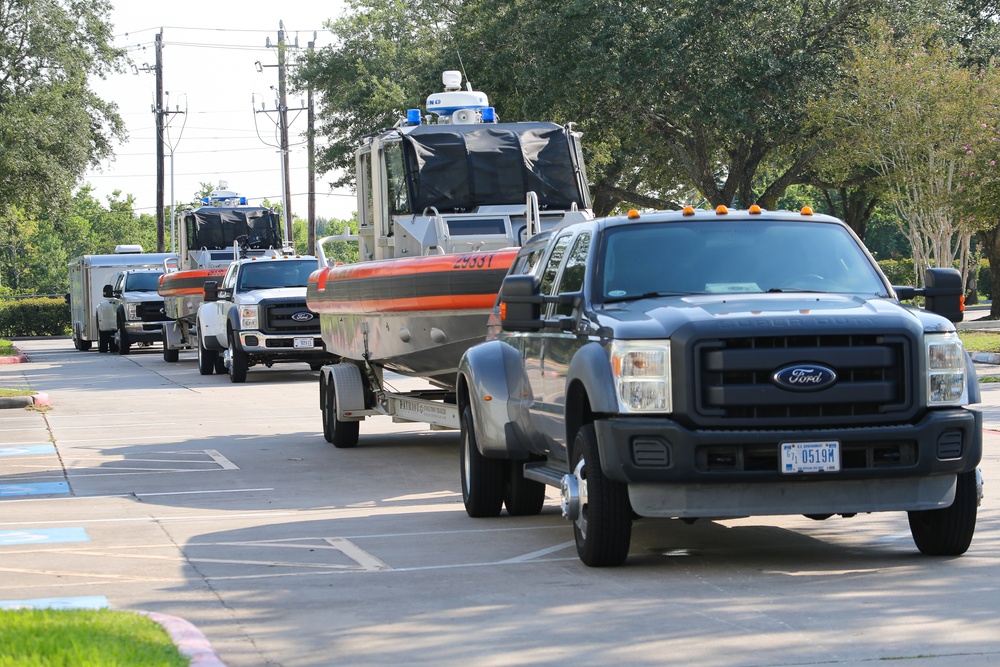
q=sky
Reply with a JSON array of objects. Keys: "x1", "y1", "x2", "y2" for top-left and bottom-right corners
[{"x1": 84, "y1": 1, "x2": 354, "y2": 243}]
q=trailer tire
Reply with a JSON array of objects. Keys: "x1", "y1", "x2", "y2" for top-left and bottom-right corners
[
  {"x1": 505, "y1": 458, "x2": 546, "y2": 516},
  {"x1": 908, "y1": 470, "x2": 978, "y2": 556},
  {"x1": 228, "y1": 331, "x2": 248, "y2": 383},
  {"x1": 460, "y1": 406, "x2": 505, "y2": 517},
  {"x1": 571, "y1": 423, "x2": 632, "y2": 567},
  {"x1": 322, "y1": 377, "x2": 359, "y2": 448}
]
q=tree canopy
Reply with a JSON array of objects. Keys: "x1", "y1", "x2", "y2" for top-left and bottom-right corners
[{"x1": 0, "y1": 0, "x2": 126, "y2": 217}]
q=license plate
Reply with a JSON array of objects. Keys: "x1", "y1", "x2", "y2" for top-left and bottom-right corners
[
  {"x1": 293, "y1": 337, "x2": 313, "y2": 349},
  {"x1": 780, "y1": 441, "x2": 840, "y2": 474}
]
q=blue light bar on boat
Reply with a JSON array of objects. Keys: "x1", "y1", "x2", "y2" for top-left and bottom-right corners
[
  {"x1": 481, "y1": 107, "x2": 496, "y2": 123},
  {"x1": 406, "y1": 109, "x2": 422, "y2": 125}
]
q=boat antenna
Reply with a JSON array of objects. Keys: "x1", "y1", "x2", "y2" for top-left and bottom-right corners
[{"x1": 456, "y1": 51, "x2": 472, "y2": 91}]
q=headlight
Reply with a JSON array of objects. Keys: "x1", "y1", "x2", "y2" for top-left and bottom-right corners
[
  {"x1": 610, "y1": 341, "x2": 672, "y2": 413},
  {"x1": 239, "y1": 305, "x2": 259, "y2": 330},
  {"x1": 124, "y1": 303, "x2": 139, "y2": 320},
  {"x1": 925, "y1": 332, "x2": 967, "y2": 406}
]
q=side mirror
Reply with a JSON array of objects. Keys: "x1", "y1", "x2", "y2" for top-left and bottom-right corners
[
  {"x1": 204, "y1": 281, "x2": 219, "y2": 303},
  {"x1": 923, "y1": 267, "x2": 964, "y2": 323},
  {"x1": 500, "y1": 275, "x2": 544, "y2": 332},
  {"x1": 894, "y1": 267, "x2": 965, "y2": 323},
  {"x1": 103, "y1": 285, "x2": 114, "y2": 299}
]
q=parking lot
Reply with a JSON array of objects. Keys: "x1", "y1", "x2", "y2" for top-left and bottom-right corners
[{"x1": 1, "y1": 338, "x2": 998, "y2": 666}]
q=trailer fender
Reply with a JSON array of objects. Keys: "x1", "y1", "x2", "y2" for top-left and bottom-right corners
[
  {"x1": 458, "y1": 340, "x2": 531, "y2": 457},
  {"x1": 328, "y1": 363, "x2": 366, "y2": 422}
]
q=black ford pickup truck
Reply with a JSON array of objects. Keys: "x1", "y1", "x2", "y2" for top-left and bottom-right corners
[{"x1": 457, "y1": 205, "x2": 983, "y2": 566}]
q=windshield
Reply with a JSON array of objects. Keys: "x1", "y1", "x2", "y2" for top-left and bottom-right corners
[
  {"x1": 598, "y1": 220, "x2": 888, "y2": 302},
  {"x1": 124, "y1": 272, "x2": 163, "y2": 292},
  {"x1": 236, "y1": 260, "x2": 316, "y2": 292}
]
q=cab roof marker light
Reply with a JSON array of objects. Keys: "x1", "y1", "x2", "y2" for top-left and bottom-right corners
[
  {"x1": 749, "y1": 204, "x2": 763, "y2": 214},
  {"x1": 628, "y1": 209, "x2": 641, "y2": 219},
  {"x1": 682, "y1": 206, "x2": 696, "y2": 216},
  {"x1": 801, "y1": 206, "x2": 814, "y2": 215},
  {"x1": 716, "y1": 205, "x2": 729, "y2": 215}
]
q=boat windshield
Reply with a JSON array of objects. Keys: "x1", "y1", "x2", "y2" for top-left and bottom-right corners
[
  {"x1": 124, "y1": 272, "x2": 163, "y2": 292},
  {"x1": 237, "y1": 260, "x2": 316, "y2": 292},
  {"x1": 598, "y1": 220, "x2": 889, "y2": 302}
]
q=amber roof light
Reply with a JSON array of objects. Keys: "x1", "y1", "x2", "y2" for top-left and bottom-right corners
[{"x1": 715, "y1": 205, "x2": 729, "y2": 215}]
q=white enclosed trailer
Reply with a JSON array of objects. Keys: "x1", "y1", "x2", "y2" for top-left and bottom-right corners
[{"x1": 67, "y1": 247, "x2": 176, "y2": 351}]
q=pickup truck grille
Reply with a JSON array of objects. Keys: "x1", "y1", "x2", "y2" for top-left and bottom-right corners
[
  {"x1": 262, "y1": 299, "x2": 321, "y2": 335},
  {"x1": 692, "y1": 333, "x2": 912, "y2": 427},
  {"x1": 137, "y1": 301, "x2": 168, "y2": 322}
]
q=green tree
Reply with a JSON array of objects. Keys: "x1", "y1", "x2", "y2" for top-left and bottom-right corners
[
  {"x1": 0, "y1": 0, "x2": 125, "y2": 216},
  {"x1": 809, "y1": 24, "x2": 996, "y2": 287}
]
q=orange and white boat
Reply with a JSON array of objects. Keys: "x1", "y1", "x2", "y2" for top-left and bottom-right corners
[
  {"x1": 157, "y1": 186, "x2": 288, "y2": 359},
  {"x1": 307, "y1": 71, "x2": 593, "y2": 389},
  {"x1": 308, "y1": 249, "x2": 516, "y2": 386}
]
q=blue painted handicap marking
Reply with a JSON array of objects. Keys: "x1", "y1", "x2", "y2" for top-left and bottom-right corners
[
  {"x1": 0, "y1": 527, "x2": 89, "y2": 546},
  {"x1": 0, "y1": 481, "x2": 69, "y2": 497},
  {"x1": 0, "y1": 445, "x2": 56, "y2": 457},
  {"x1": 0, "y1": 595, "x2": 109, "y2": 610}
]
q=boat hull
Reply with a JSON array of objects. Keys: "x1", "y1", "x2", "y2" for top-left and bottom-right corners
[
  {"x1": 308, "y1": 250, "x2": 516, "y2": 387},
  {"x1": 159, "y1": 268, "x2": 227, "y2": 321}
]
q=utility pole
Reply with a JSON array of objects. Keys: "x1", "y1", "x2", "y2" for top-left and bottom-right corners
[
  {"x1": 262, "y1": 21, "x2": 303, "y2": 247},
  {"x1": 154, "y1": 30, "x2": 165, "y2": 252},
  {"x1": 307, "y1": 33, "x2": 316, "y2": 256}
]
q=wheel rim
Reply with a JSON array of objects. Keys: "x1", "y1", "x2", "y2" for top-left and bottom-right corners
[
  {"x1": 573, "y1": 458, "x2": 589, "y2": 540},
  {"x1": 462, "y1": 429, "x2": 472, "y2": 497}
]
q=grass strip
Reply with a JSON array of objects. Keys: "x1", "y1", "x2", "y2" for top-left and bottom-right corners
[
  {"x1": 0, "y1": 609, "x2": 189, "y2": 667},
  {"x1": 0, "y1": 340, "x2": 17, "y2": 357}
]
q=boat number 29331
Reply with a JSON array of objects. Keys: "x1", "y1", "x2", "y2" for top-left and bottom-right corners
[{"x1": 453, "y1": 254, "x2": 496, "y2": 270}]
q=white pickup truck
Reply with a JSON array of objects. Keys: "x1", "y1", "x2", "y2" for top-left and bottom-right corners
[
  {"x1": 196, "y1": 253, "x2": 334, "y2": 382},
  {"x1": 96, "y1": 268, "x2": 170, "y2": 354}
]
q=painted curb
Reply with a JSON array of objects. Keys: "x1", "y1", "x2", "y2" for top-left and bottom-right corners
[
  {"x1": 138, "y1": 611, "x2": 227, "y2": 667},
  {"x1": 0, "y1": 350, "x2": 28, "y2": 364},
  {"x1": 0, "y1": 393, "x2": 49, "y2": 409}
]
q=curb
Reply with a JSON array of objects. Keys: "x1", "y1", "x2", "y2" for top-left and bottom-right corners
[
  {"x1": 0, "y1": 393, "x2": 50, "y2": 409},
  {"x1": 139, "y1": 611, "x2": 227, "y2": 667},
  {"x1": 971, "y1": 352, "x2": 1000, "y2": 365},
  {"x1": 0, "y1": 349, "x2": 28, "y2": 364}
]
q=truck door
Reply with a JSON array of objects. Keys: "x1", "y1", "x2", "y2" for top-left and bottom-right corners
[
  {"x1": 540, "y1": 232, "x2": 591, "y2": 452},
  {"x1": 524, "y1": 232, "x2": 571, "y2": 449}
]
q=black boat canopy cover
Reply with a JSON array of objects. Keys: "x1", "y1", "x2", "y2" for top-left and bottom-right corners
[
  {"x1": 401, "y1": 122, "x2": 585, "y2": 213},
  {"x1": 184, "y1": 207, "x2": 282, "y2": 250}
]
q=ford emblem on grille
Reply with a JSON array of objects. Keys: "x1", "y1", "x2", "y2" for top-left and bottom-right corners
[
  {"x1": 773, "y1": 364, "x2": 837, "y2": 391},
  {"x1": 291, "y1": 311, "x2": 314, "y2": 322}
]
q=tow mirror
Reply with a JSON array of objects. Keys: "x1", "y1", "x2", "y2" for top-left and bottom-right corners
[
  {"x1": 500, "y1": 275, "x2": 544, "y2": 332},
  {"x1": 894, "y1": 268, "x2": 964, "y2": 323},
  {"x1": 204, "y1": 281, "x2": 219, "y2": 303},
  {"x1": 103, "y1": 285, "x2": 113, "y2": 299}
]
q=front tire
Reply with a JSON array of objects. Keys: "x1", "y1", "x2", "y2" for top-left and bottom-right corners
[
  {"x1": 571, "y1": 424, "x2": 632, "y2": 567},
  {"x1": 227, "y1": 331, "x2": 248, "y2": 383},
  {"x1": 460, "y1": 405, "x2": 505, "y2": 517},
  {"x1": 908, "y1": 470, "x2": 979, "y2": 556},
  {"x1": 322, "y1": 376, "x2": 359, "y2": 448}
]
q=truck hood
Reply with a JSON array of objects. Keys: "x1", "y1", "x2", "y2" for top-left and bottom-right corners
[
  {"x1": 593, "y1": 293, "x2": 955, "y2": 339},
  {"x1": 238, "y1": 286, "x2": 308, "y2": 305}
]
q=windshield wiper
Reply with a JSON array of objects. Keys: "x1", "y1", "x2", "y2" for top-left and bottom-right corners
[{"x1": 604, "y1": 291, "x2": 689, "y2": 303}]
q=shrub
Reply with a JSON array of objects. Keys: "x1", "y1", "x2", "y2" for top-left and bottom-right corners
[
  {"x1": 876, "y1": 258, "x2": 917, "y2": 286},
  {"x1": 0, "y1": 298, "x2": 71, "y2": 337}
]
